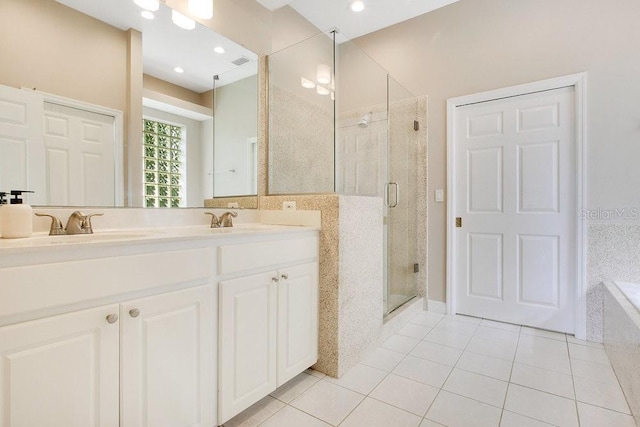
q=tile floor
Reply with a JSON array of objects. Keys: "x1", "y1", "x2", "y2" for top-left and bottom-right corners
[{"x1": 222, "y1": 310, "x2": 635, "y2": 427}]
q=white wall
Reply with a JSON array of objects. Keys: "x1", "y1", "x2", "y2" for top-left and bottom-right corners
[
  {"x1": 354, "y1": 0, "x2": 640, "y2": 302},
  {"x1": 213, "y1": 75, "x2": 258, "y2": 197}
]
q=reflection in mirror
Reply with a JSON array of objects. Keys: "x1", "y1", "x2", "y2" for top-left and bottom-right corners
[
  {"x1": 268, "y1": 32, "x2": 335, "y2": 194},
  {"x1": 212, "y1": 62, "x2": 258, "y2": 198},
  {"x1": 0, "y1": 0, "x2": 258, "y2": 207}
]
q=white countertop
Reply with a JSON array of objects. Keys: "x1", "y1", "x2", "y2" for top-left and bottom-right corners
[{"x1": 0, "y1": 223, "x2": 319, "y2": 252}]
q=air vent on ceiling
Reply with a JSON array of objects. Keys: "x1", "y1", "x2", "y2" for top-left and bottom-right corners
[{"x1": 231, "y1": 56, "x2": 251, "y2": 66}]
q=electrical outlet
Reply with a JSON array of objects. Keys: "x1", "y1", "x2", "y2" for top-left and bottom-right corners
[
  {"x1": 435, "y1": 189, "x2": 444, "y2": 202},
  {"x1": 227, "y1": 202, "x2": 239, "y2": 208},
  {"x1": 283, "y1": 201, "x2": 297, "y2": 211}
]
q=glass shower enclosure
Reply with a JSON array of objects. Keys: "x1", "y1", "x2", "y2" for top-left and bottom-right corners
[{"x1": 268, "y1": 31, "x2": 419, "y2": 316}]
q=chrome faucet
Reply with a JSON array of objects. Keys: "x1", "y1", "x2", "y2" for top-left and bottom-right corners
[
  {"x1": 205, "y1": 212, "x2": 220, "y2": 228},
  {"x1": 35, "y1": 211, "x2": 103, "y2": 235},
  {"x1": 65, "y1": 211, "x2": 103, "y2": 234},
  {"x1": 219, "y1": 211, "x2": 238, "y2": 227},
  {"x1": 204, "y1": 211, "x2": 238, "y2": 228}
]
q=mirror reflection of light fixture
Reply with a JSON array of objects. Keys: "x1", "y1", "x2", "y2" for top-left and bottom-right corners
[
  {"x1": 188, "y1": 0, "x2": 213, "y2": 19},
  {"x1": 172, "y1": 10, "x2": 196, "y2": 30},
  {"x1": 317, "y1": 86, "x2": 330, "y2": 96},
  {"x1": 301, "y1": 77, "x2": 316, "y2": 89},
  {"x1": 316, "y1": 64, "x2": 331, "y2": 85},
  {"x1": 134, "y1": 0, "x2": 159, "y2": 11}
]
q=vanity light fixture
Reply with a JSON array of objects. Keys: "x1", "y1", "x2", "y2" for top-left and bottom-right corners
[
  {"x1": 301, "y1": 77, "x2": 316, "y2": 89},
  {"x1": 174, "y1": 67, "x2": 185, "y2": 73},
  {"x1": 133, "y1": 0, "x2": 159, "y2": 12},
  {"x1": 172, "y1": 10, "x2": 196, "y2": 30},
  {"x1": 214, "y1": 46, "x2": 225, "y2": 54},
  {"x1": 317, "y1": 86, "x2": 330, "y2": 96},
  {"x1": 350, "y1": 1, "x2": 365, "y2": 12},
  {"x1": 141, "y1": 10, "x2": 154, "y2": 19},
  {"x1": 189, "y1": 0, "x2": 214, "y2": 19},
  {"x1": 316, "y1": 64, "x2": 331, "y2": 85}
]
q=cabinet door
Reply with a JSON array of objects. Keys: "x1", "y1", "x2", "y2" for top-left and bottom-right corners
[
  {"x1": 277, "y1": 262, "x2": 319, "y2": 386},
  {"x1": 120, "y1": 285, "x2": 215, "y2": 427},
  {"x1": 0, "y1": 304, "x2": 120, "y2": 427},
  {"x1": 218, "y1": 271, "x2": 278, "y2": 424}
]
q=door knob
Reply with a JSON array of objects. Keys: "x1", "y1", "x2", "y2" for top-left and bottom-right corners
[
  {"x1": 106, "y1": 314, "x2": 119, "y2": 324},
  {"x1": 129, "y1": 308, "x2": 140, "y2": 318}
]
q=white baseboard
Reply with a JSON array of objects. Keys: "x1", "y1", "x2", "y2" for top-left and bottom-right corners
[{"x1": 427, "y1": 299, "x2": 446, "y2": 314}]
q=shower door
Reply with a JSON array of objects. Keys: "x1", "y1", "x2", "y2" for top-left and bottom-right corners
[{"x1": 384, "y1": 77, "x2": 419, "y2": 315}]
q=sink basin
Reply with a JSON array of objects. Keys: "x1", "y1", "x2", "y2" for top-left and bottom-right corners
[{"x1": 0, "y1": 230, "x2": 165, "y2": 248}]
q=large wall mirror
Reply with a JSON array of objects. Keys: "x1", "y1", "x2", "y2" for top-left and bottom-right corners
[{"x1": 0, "y1": 0, "x2": 258, "y2": 208}]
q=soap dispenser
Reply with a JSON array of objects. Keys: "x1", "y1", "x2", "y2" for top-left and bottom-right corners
[
  {"x1": 0, "y1": 192, "x2": 7, "y2": 237},
  {"x1": 0, "y1": 190, "x2": 34, "y2": 239}
]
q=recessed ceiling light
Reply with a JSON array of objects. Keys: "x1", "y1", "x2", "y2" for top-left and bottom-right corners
[
  {"x1": 141, "y1": 10, "x2": 154, "y2": 19},
  {"x1": 172, "y1": 10, "x2": 196, "y2": 30},
  {"x1": 350, "y1": 1, "x2": 365, "y2": 12},
  {"x1": 301, "y1": 78, "x2": 316, "y2": 89},
  {"x1": 174, "y1": 67, "x2": 184, "y2": 73},
  {"x1": 214, "y1": 46, "x2": 225, "y2": 54},
  {"x1": 188, "y1": 0, "x2": 213, "y2": 19},
  {"x1": 133, "y1": 0, "x2": 159, "y2": 12}
]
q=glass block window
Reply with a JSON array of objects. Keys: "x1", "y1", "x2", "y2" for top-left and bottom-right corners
[{"x1": 143, "y1": 119, "x2": 185, "y2": 208}]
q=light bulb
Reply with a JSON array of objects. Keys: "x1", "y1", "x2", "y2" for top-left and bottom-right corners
[
  {"x1": 188, "y1": 0, "x2": 213, "y2": 19},
  {"x1": 174, "y1": 67, "x2": 184, "y2": 73},
  {"x1": 214, "y1": 46, "x2": 225, "y2": 54},
  {"x1": 317, "y1": 86, "x2": 330, "y2": 96},
  {"x1": 133, "y1": 0, "x2": 159, "y2": 12},
  {"x1": 172, "y1": 10, "x2": 196, "y2": 30},
  {"x1": 350, "y1": 1, "x2": 365, "y2": 12},
  {"x1": 141, "y1": 10, "x2": 154, "y2": 19}
]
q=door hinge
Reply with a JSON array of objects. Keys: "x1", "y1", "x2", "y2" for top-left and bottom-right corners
[
  {"x1": 455, "y1": 217, "x2": 462, "y2": 228},
  {"x1": 413, "y1": 120, "x2": 419, "y2": 131},
  {"x1": 413, "y1": 263, "x2": 420, "y2": 273}
]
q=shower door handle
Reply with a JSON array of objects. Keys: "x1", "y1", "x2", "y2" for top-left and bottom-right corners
[{"x1": 385, "y1": 182, "x2": 399, "y2": 208}]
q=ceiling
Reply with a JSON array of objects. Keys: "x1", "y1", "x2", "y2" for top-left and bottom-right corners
[
  {"x1": 56, "y1": 0, "x2": 257, "y2": 93},
  {"x1": 257, "y1": 0, "x2": 462, "y2": 40}
]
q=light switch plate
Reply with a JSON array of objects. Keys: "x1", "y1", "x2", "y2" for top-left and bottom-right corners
[{"x1": 435, "y1": 189, "x2": 444, "y2": 202}]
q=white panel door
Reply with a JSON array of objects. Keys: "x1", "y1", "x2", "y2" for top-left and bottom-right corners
[
  {"x1": 218, "y1": 271, "x2": 277, "y2": 424},
  {"x1": 43, "y1": 102, "x2": 115, "y2": 206},
  {"x1": 455, "y1": 87, "x2": 576, "y2": 333},
  {"x1": 0, "y1": 304, "x2": 120, "y2": 427},
  {"x1": 0, "y1": 85, "x2": 46, "y2": 204},
  {"x1": 120, "y1": 285, "x2": 215, "y2": 427},
  {"x1": 277, "y1": 262, "x2": 319, "y2": 386}
]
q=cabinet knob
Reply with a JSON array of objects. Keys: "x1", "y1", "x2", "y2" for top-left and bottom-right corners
[
  {"x1": 106, "y1": 314, "x2": 119, "y2": 324},
  {"x1": 271, "y1": 276, "x2": 279, "y2": 283},
  {"x1": 129, "y1": 308, "x2": 140, "y2": 318},
  {"x1": 281, "y1": 273, "x2": 289, "y2": 280}
]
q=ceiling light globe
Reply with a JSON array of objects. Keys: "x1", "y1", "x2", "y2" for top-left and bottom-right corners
[{"x1": 133, "y1": 0, "x2": 159, "y2": 12}]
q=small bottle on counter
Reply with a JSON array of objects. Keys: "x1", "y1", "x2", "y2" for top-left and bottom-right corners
[
  {"x1": 0, "y1": 192, "x2": 7, "y2": 237},
  {"x1": 0, "y1": 190, "x2": 35, "y2": 239}
]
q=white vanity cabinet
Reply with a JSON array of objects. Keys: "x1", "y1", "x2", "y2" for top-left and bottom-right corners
[
  {"x1": 217, "y1": 236, "x2": 319, "y2": 424},
  {"x1": 0, "y1": 304, "x2": 120, "y2": 427},
  {"x1": 0, "y1": 285, "x2": 215, "y2": 427},
  {"x1": 120, "y1": 285, "x2": 215, "y2": 427}
]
